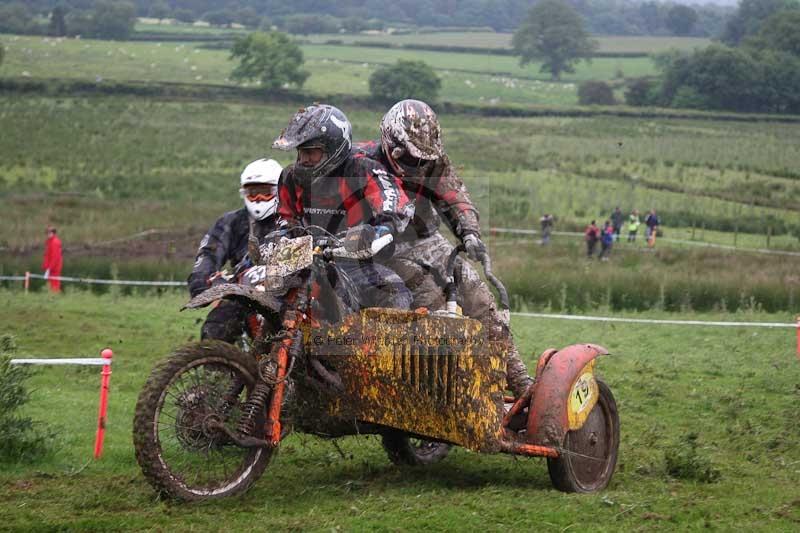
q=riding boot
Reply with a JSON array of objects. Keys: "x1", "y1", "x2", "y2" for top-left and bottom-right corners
[{"x1": 506, "y1": 343, "x2": 534, "y2": 398}]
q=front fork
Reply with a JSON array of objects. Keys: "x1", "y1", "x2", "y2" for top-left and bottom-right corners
[
  {"x1": 264, "y1": 321, "x2": 297, "y2": 445},
  {"x1": 263, "y1": 287, "x2": 307, "y2": 446}
]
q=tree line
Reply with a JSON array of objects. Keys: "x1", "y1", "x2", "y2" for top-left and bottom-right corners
[
  {"x1": 3, "y1": 0, "x2": 732, "y2": 36},
  {"x1": 509, "y1": 0, "x2": 800, "y2": 115},
  {"x1": 627, "y1": 0, "x2": 800, "y2": 114},
  {"x1": 0, "y1": 1, "x2": 137, "y2": 39}
]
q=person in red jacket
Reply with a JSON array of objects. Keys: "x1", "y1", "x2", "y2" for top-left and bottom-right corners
[{"x1": 42, "y1": 226, "x2": 63, "y2": 293}]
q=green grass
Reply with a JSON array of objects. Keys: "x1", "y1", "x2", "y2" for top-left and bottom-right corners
[
  {"x1": 0, "y1": 35, "x2": 647, "y2": 107},
  {"x1": 301, "y1": 44, "x2": 657, "y2": 81},
  {"x1": 2, "y1": 96, "x2": 800, "y2": 253},
  {"x1": 303, "y1": 33, "x2": 711, "y2": 55},
  {"x1": 0, "y1": 291, "x2": 798, "y2": 530},
  {"x1": 135, "y1": 22, "x2": 249, "y2": 36}
]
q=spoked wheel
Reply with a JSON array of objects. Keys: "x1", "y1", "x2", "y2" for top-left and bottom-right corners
[
  {"x1": 547, "y1": 379, "x2": 619, "y2": 493},
  {"x1": 382, "y1": 431, "x2": 451, "y2": 466},
  {"x1": 133, "y1": 341, "x2": 273, "y2": 501}
]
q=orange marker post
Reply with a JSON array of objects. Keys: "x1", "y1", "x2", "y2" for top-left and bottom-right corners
[
  {"x1": 94, "y1": 348, "x2": 113, "y2": 459},
  {"x1": 796, "y1": 317, "x2": 800, "y2": 361},
  {"x1": 24, "y1": 271, "x2": 30, "y2": 293}
]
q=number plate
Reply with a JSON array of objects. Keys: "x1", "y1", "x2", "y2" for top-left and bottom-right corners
[
  {"x1": 264, "y1": 235, "x2": 314, "y2": 279},
  {"x1": 568, "y1": 361, "x2": 599, "y2": 430}
]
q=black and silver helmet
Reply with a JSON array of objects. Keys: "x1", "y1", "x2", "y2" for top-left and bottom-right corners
[
  {"x1": 273, "y1": 104, "x2": 352, "y2": 185},
  {"x1": 380, "y1": 99, "x2": 444, "y2": 178}
]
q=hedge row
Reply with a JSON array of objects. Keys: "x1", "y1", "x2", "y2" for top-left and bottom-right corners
[
  {"x1": 328, "y1": 40, "x2": 649, "y2": 58},
  {"x1": 3, "y1": 77, "x2": 800, "y2": 125}
]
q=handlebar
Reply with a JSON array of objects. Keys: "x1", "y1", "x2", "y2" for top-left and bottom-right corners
[{"x1": 324, "y1": 233, "x2": 394, "y2": 261}]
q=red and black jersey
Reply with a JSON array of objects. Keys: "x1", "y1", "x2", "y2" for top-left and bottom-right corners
[
  {"x1": 278, "y1": 155, "x2": 411, "y2": 237},
  {"x1": 355, "y1": 141, "x2": 480, "y2": 241}
]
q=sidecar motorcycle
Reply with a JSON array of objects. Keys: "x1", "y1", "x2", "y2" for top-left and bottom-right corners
[{"x1": 133, "y1": 228, "x2": 619, "y2": 501}]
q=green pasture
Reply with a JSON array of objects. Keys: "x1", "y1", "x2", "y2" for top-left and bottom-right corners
[
  {"x1": 305, "y1": 32, "x2": 711, "y2": 54},
  {"x1": 301, "y1": 44, "x2": 656, "y2": 81},
  {"x1": 1, "y1": 291, "x2": 798, "y2": 530},
  {"x1": 0, "y1": 35, "x2": 648, "y2": 106},
  {"x1": 135, "y1": 22, "x2": 248, "y2": 36},
  {"x1": 2, "y1": 96, "x2": 800, "y2": 251}
]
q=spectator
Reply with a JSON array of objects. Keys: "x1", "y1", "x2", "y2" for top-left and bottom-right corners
[
  {"x1": 627, "y1": 209, "x2": 641, "y2": 242},
  {"x1": 645, "y1": 208, "x2": 660, "y2": 247},
  {"x1": 584, "y1": 220, "x2": 600, "y2": 258},
  {"x1": 610, "y1": 206, "x2": 624, "y2": 241},
  {"x1": 42, "y1": 226, "x2": 63, "y2": 293},
  {"x1": 599, "y1": 220, "x2": 614, "y2": 261},
  {"x1": 540, "y1": 213, "x2": 554, "y2": 245}
]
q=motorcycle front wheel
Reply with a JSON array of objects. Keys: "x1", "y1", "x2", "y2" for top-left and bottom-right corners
[
  {"x1": 546, "y1": 378, "x2": 619, "y2": 493},
  {"x1": 133, "y1": 341, "x2": 273, "y2": 501}
]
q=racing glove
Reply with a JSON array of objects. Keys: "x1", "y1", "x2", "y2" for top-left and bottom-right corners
[
  {"x1": 463, "y1": 233, "x2": 487, "y2": 261},
  {"x1": 343, "y1": 225, "x2": 391, "y2": 253}
]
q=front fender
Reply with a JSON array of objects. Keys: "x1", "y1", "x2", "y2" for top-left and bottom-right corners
[
  {"x1": 182, "y1": 283, "x2": 282, "y2": 315},
  {"x1": 526, "y1": 344, "x2": 609, "y2": 447}
]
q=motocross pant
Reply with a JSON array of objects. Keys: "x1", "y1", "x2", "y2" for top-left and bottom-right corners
[
  {"x1": 387, "y1": 232, "x2": 532, "y2": 397},
  {"x1": 335, "y1": 261, "x2": 412, "y2": 310}
]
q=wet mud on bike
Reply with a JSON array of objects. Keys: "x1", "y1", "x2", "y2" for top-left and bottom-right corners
[{"x1": 133, "y1": 227, "x2": 619, "y2": 500}]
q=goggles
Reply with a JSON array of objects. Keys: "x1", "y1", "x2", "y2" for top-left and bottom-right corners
[{"x1": 240, "y1": 184, "x2": 277, "y2": 202}]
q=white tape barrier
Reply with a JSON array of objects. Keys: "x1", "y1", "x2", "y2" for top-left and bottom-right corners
[
  {"x1": 489, "y1": 227, "x2": 800, "y2": 258},
  {"x1": 512, "y1": 311, "x2": 797, "y2": 329},
  {"x1": 0, "y1": 273, "x2": 186, "y2": 287},
  {"x1": 11, "y1": 358, "x2": 112, "y2": 366}
]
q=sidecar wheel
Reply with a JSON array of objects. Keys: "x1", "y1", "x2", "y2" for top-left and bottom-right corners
[
  {"x1": 133, "y1": 341, "x2": 273, "y2": 501},
  {"x1": 547, "y1": 379, "x2": 619, "y2": 493},
  {"x1": 382, "y1": 431, "x2": 451, "y2": 466}
]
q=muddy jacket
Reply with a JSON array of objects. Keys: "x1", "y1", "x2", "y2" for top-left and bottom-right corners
[
  {"x1": 277, "y1": 155, "x2": 411, "y2": 238},
  {"x1": 355, "y1": 141, "x2": 480, "y2": 242},
  {"x1": 188, "y1": 208, "x2": 277, "y2": 297}
]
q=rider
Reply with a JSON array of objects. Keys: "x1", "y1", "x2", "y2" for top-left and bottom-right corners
[
  {"x1": 357, "y1": 99, "x2": 533, "y2": 396},
  {"x1": 187, "y1": 158, "x2": 283, "y2": 342},
  {"x1": 272, "y1": 104, "x2": 413, "y2": 310}
]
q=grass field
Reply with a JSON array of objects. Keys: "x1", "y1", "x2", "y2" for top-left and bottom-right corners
[
  {"x1": 135, "y1": 22, "x2": 249, "y2": 36},
  {"x1": 2, "y1": 96, "x2": 800, "y2": 249},
  {"x1": 0, "y1": 35, "x2": 654, "y2": 107},
  {"x1": 305, "y1": 33, "x2": 711, "y2": 54},
  {"x1": 1, "y1": 291, "x2": 798, "y2": 530}
]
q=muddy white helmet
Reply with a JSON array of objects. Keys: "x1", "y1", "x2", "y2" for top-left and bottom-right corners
[{"x1": 239, "y1": 158, "x2": 282, "y2": 221}]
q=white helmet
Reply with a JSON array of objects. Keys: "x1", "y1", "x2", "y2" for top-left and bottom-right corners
[{"x1": 239, "y1": 158, "x2": 282, "y2": 221}]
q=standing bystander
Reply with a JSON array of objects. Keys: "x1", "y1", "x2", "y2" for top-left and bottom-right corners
[
  {"x1": 584, "y1": 220, "x2": 600, "y2": 258},
  {"x1": 645, "y1": 209, "x2": 660, "y2": 247},
  {"x1": 599, "y1": 220, "x2": 614, "y2": 260},
  {"x1": 42, "y1": 226, "x2": 63, "y2": 293},
  {"x1": 610, "y1": 206, "x2": 624, "y2": 241},
  {"x1": 540, "y1": 213, "x2": 554, "y2": 245},
  {"x1": 627, "y1": 210, "x2": 641, "y2": 242}
]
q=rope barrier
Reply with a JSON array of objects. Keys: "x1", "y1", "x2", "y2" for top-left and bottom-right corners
[
  {"x1": 512, "y1": 312, "x2": 800, "y2": 360},
  {"x1": 489, "y1": 227, "x2": 800, "y2": 258},
  {"x1": 0, "y1": 273, "x2": 186, "y2": 287},
  {"x1": 10, "y1": 357, "x2": 113, "y2": 366},
  {"x1": 511, "y1": 311, "x2": 796, "y2": 328}
]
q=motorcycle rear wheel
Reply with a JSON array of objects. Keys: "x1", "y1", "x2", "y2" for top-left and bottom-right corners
[
  {"x1": 133, "y1": 341, "x2": 273, "y2": 501},
  {"x1": 382, "y1": 431, "x2": 451, "y2": 466},
  {"x1": 547, "y1": 379, "x2": 619, "y2": 493}
]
